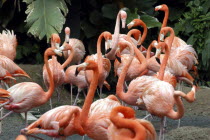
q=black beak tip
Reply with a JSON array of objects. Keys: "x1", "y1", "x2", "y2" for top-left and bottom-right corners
[
  {"x1": 155, "y1": 57, "x2": 161, "y2": 64},
  {"x1": 75, "y1": 67, "x2": 79, "y2": 76},
  {"x1": 105, "y1": 48, "x2": 112, "y2": 54},
  {"x1": 115, "y1": 55, "x2": 121, "y2": 63},
  {"x1": 137, "y1": 45, "x2": 141, "y2": 49}
]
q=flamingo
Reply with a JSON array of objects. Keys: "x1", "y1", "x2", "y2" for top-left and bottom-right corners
[
  {"x1": 129, "y1": 42, "x2": 196, "y2": 140},
  {"x1": 108, "y1": 106, "x2": 157, "y2": 140},
  {"x1": 0, "y1": 55, "x2": 30, "y2": 78},
  {"x1": 21, "y1": 59, "x2": 119, "y2": 140},
  {"x1": 0, "y1": 66, "x2": 16, "y2": 88},
  {"x1": 105, "y1": 9, "x2": 127, "y2": 60},
  {"x1": 75, "y1": 60, "x2": 121, "y2": 140},
  {"x1": 0, "y1": 48, "x2": 62, "y2": 124},
  {"x1": 127, "y1": 19, "x2": 149, "y2": 53},
  {"x1": 21, "y1": 105, "x2": 84, "y2": 138},
  {"x1": 155, "y1": 4, "x2": 198, "y2": 73},
  {"x1": 84, "y1": 31, "x2": 112, "y2": 98},
  {"x1": 63, "y1": 27, "x2": 86, "y2": 65},
  {"x1": 15, "y1": 135, "x2": 28, "y2": 140},
  {"x1": 0, "y1": 30, "x2": 17, "y2": 61}
]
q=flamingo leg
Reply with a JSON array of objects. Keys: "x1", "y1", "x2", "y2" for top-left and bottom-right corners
[
  {"x1": 25, "y1": 112, "x2": 28, "y2": 127},
  {"x1": 0, "y1": 110, "x2": 13, "y2": 121},
  {"x1": 0, "y1": 107, "x2": 3, "y2": 133},
  {"x1": 49, "y1": 98, "x2": 53, "y2": 109},
  {"x1": 73, "y1": 89, "x2": 80, "y2": 106},
  {"x1": 159, "y1": 117, "x2": 165, "y2": 140},
  {"x1": 70, "y1": 84, "x2": 73, "y2": 105}
]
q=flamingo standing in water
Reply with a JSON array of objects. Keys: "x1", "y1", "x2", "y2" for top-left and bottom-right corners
[
  {"x1": 84, "y1": 31, "x2": 112, "y2": 98},
  {"x1": 0, "y1": 48, "x2": 62, "y2": 124},
  {"x1": 155, "y1": 4, "x2": 198, "y2": 73},
  {"x1": 0, "y1": 30, "x2": 17, "y2": 61},
  {"x1": 108, "y1": 106, "x2": 156, "y2": 140},
  {"x1": 63, "y1": 27, "x2": 86, "y2": 65}
]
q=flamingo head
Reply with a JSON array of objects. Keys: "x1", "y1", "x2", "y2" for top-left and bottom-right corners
[
  {"x1": 75, "y1": 60, "x2": 98, "y2": 76},
  {"x1": 51, "y1": 33, "x2": 61, "y2": 49},
  {"x1": 127, "y1": 19, "x2": 144, "y2": 29},
  {"x1": 155, "y1": 4, "x2": 168, "y2": 11},
  {"x1": 120, "y1": 10, "x2": 127, "y2": 28},
  {"x1": 65, "y1": 27, "x2": 70, "y2": 43}
]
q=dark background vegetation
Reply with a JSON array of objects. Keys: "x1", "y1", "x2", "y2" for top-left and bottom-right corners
[{"x1": 0, "y1": 0, "x2": 209, "y2": 87}]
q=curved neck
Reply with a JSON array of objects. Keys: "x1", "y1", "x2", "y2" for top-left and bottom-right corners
[
  {"x1": 162, "y1": 27, "x2": 175, "y2": 49},
  {"x1": 138, "y1": 22, "x2": 147, "y2": 46},
  {"x1": 127, "y1": 31, "x2": 146, "y2": 63},
  {"x1": 116, "y1": 42, "x2": 134, "y2": 100},
  {"x1": 97, "y1": 34, "x2": 105, "y2": 77},
  {"x1": 162, "y1": 8, "x2": 169, "y2": 28},
  {"x1": 157, "y1": 44, "x2": 170, "y2": 80},
  {"x1": 146, "y1": 41, "x2": 156, "y2": 60},
  {"x1": 62, "y1": 46, "x2": 74, "y2": 69},
  {"x1": 167, "y1": 92, "x2": 184, "y2": 120},
  {"x1": 105, "y1": 11, "x2": 122, "y2": 59},
  {"x1": 44, "y1": 51, "x2": 55, "y2": 100},
  {"x1": 110, "y1": 107, "x2": 146, "y2": 140},
  {"x1": 80, "y1": 68, "x2": 99, "y2": 129}
]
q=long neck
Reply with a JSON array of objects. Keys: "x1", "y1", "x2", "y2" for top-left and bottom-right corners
[
  {"x1": 62, "y1": 48, "x2": 74, "y2": 69},
  {"x1": 80, "y1": 68, "x2": 99, "y2": 129},
  {"x1": 105, "y1": 12, "x2": 121, "y2": 59},
  {"x1": 110, "y1": 107, "x2": 146, "y2": 140},
  {"x1": 167, "y1": 92, "x2": 184, "y2": 120},
  {"x1": 138, "y1": 22, "x2": 147, "y2": 46},
  {"x1": 127, "y1": 31, "x2": 146, "y2": 63},
  {"x1": 162, "y1": 8, "x2": 169, "y2": 28},
  {"x1": 44, "y1": 53, "x2": 55, "y2": 100},
  {"x1": 97, "y1": 34, "x2": 104, "y2": 78},
  {"x1": 157, "y1": 44, "x2": 170, "y2": 80},
  {"x1": 165, "y1": 27, "x2": 175, "y2": 50},
  {"x1": 116, "y1": 43, "x2": 134, "y2": 100}
]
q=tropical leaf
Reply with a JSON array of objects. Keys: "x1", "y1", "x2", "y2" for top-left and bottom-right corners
[
  {"x1": 140, "y1": 14, "x2": 161, "y2": 29},
  {"x1": 23, "y1": 0, "x2": 68, "y2": 42}
]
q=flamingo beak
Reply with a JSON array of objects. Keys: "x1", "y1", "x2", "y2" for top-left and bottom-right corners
[
  {"x1": 155, "y1": 48, "x2": 161, "y2": 64},
  {"x1": 54, "y1": 49, "x2": 62, "y2": 57},
  {"x1": 127, "y1": 21, "x2": 135, "y2": 29},
  {"x1": 59, "y1": 45, "x2": 65, "y2": 51},
  {"x1": 75, "y1": 62, "x2": 89, "y2": 76},
  {"x1": 65, "y1": 34, "x2": 70, "y2": 43},
  {"x1": 115, "y1": 47, "x2": 121, "y2": 63},
  {"x1": 55, "y1": 43, "x2": 60, "y2": 49},
  {"x1": 155, "y1": 5, "x2": 162, "y2": 11},
  {"x1": 160, "y1": 33, "x2": 165, "y2": 42}
]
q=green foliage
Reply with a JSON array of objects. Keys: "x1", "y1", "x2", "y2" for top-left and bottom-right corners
[
  {"x1": 174, "y1": 0, "x2": 210, "y2": 80},
  {"x1": 23, "y1": 0, "x2": 68, "y2": 42}
]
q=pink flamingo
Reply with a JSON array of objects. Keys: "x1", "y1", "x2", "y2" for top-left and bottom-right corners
[
  {"x1": 63, "y1": 27, "x2": 86, "y2": 65},
  {"x1": 0, "y1": 55, "x2": 30, "y2": 79},
  {"x1": 21, "y1": 105, "x2": 84, "y2": 139},
  {"x1": 105, "y1": 9, "x2": 127, "y2": 60},
  {"x1": 155, "y1": 4, "x2": 198, "y2": 73},
  {"x1": 0, "y1": 48, "x2": 62, "y2": 124},
  {"x1": 75, "y1": 60, "x2": 121, "y2": 140},
  {"x1": 129, "y1": 42, "x2": 196, "y2": 139},
  {"x1": 0, "y1": 30, "x2": 17, "y2": 61},
  {"x1": 108, "y1": 106, "x2": 156, "y2": 140},
  {"x1": 84, "y1": 31, "x2": 112, "y2": 98},
  {"x1": 0, "y1": 66, "x2": 16, "y2": 88}
]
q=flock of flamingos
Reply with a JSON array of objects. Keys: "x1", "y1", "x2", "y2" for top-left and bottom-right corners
[{"x1": 0, "y1": 4, "x2": 199, "y2": 140}]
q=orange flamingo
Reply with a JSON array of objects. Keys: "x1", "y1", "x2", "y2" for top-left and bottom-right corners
[
  {"x1": 63, "y1": 27, "x2": 86, "y2": 65},
  {"x1": 0, "y1": 48, "x2": 62, "y2": 123},
  {"x1": 0, "y1": 66, "x2": 16, "y2": 88},
  {"x1": 0, "y1": 30, "x2": 17, "y2": 61},
  {"x1": 155, "y1": 4, "x2": 198, "y2": 73},
  {"x1": 84, "y1": 31, "x2": 112, "y2": 98},
  {"x1": 108, "y1": 106, "x2": 156, "y2": 140},
  {"x1": 105, "y1": 9, "x2": 127, "y2": 60},
  {"x1": 127, "y1": 19, "x2": 149, "y2": 53},
  {"x1": 75, "y1": 60, "x2": 121, "y2": 140}
]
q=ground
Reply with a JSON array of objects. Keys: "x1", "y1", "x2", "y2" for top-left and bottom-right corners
[{"x1": 0, "y1": 64, "x2": 210, "y2": 140}]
